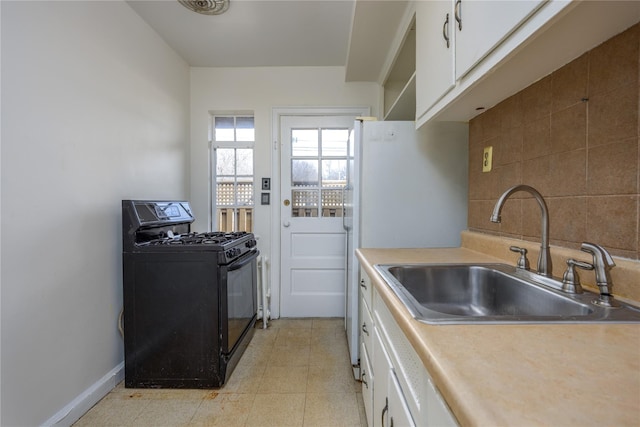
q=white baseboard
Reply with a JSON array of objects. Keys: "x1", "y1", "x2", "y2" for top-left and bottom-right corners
[{"x1": 43, "y1": 362, "x2": 124, "y2": 427}]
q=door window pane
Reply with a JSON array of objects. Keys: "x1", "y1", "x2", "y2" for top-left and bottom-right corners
[
  {"x1": 292, "y1": 159, "x2": 319, "y2": 186},
  {"x1": 322, "y1": 159, "x2": 346, "y2": 187},
  {"x1": 292, "y1": 129, "x2": 319, "y2": 157},
  {"x1": 289, "y1": 126, "x2": 349, "y2": 218},
  {"x1": 322, "y1": 189, "x2": 343, "y2": 217},
  {"x1": 321, "y1": 129, "x2": 349, "y2": 157},
  {"x1": 292, "y1": 189, "x2": 318, "y2": 217}
]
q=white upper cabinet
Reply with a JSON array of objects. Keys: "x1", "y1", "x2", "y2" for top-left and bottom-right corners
[
  {"x1": 415, "y1": 1, "x2": 640, "y2": 126},
  {"x1": 415, "y1": 0, "x2": 456, "y2": 116},
  {"x1": 454, "y1": 0, "x2": 545, "y2": 80}
]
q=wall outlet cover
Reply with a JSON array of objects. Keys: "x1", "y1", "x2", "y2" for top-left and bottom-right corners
[{"x1": 483, "y1": 146, "x2": 493, "y2": 172}]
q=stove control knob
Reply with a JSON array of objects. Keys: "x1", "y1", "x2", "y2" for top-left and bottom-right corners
[{"x1": 226, "y1": 249, "x2": 238, "y2": 259}]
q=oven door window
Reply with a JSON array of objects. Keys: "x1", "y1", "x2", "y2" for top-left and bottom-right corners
[{"x1": 225, "y1": 252, "x2": 258, "y2": 353}]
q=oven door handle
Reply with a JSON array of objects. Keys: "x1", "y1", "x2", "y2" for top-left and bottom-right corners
[{"x1": 227, "y1": 249, "x2": 260, "y2": 271}]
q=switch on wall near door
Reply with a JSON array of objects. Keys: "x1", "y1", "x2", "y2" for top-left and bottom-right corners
[
  {"x1": 261, "y1": 177, "x2": 271, "y2": 190},
  {"x1": 261, "y1": 177, "x2": 270, "y2": 205}
]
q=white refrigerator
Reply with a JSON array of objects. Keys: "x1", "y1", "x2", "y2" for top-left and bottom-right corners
[{"x1": 344, "y1": 119, "x2": 469, "y2": 375}]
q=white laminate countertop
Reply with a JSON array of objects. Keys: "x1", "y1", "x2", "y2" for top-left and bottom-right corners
[{"x1": 357, "y1": 247, "x2": 640, "y2": 427}]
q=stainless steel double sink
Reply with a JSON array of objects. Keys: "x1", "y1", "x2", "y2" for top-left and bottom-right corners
[{"x1": 374, "y1": 263, "x2": 640, "y2": 324}]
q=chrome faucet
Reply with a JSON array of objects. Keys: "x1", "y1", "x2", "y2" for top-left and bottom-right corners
[
  {"x1": 581, "y1": 242, "x2": 619, "y2": 307},
  {"x1": 490, "y1": 185, "x2": 552, "y2": 277}
]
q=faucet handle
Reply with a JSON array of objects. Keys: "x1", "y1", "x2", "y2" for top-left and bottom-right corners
[
  {"x1": 562, "y1": 259, "x2": 593, "y2": 293},
  {"x1": 509, "y1": 246, "x2": 530, "y2": 270}
]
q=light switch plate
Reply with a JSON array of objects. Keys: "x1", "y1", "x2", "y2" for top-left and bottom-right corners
[{"x1": 482, "y1": 146, "x2": 493, "y2": 172}]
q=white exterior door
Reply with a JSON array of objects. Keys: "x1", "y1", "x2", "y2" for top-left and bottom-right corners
[{"x1": 280, "y1": 115, "x2": 354, "y2": 317}]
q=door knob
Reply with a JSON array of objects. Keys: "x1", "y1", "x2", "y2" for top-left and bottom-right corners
[
  {"x1": 283, "y1": 221, "x2": 290, "y2": 228},
  {"x1": 283, "y1": 199, "x2": 290, "y2": 206}
]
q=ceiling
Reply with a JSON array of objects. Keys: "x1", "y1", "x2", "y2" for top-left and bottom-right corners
[{"x1": 127, "y1": 0, "x2": 410, "y2": 82}]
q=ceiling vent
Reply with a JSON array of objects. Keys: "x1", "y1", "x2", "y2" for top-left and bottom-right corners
[{"x1": 178, "y1": 0, "x2": 230, "y2": 15}]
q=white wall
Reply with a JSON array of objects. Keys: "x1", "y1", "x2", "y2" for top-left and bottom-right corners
[
  {"x1": 190, "y1": 66, "x2": 379, "y2": 261},
  {"x1": 1, "y1": 1, "x2": 190, "y2": 425}
]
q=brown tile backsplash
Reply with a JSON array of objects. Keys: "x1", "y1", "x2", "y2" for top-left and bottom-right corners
[
  {"x1": 587, "y1": 139, "x2": 638, "y2": 195},
  {"x1": 521, "y1": 74, "x2": 552, "y2": 122},
  {"x1": 468, "y1": 23, "x2": 640, "y2": 261},
  {"x1": 587, "y1": 83, "x2": 639, "y2": 147},
  {"x1": 588, "y1": 23, "x2": 640, "y2": 96},
  {"x1": 522, "y1": 116, "x2": 551, "y2": 160},
  {"x1": 550, "y1": 52, "x2": 588, "y2": 113},
  {"x1": 549, "y1": 103, "x2": 586, "y2": 153},
  {"x1": 586, "y1": 196, "x2": 638, "y2": 252}
]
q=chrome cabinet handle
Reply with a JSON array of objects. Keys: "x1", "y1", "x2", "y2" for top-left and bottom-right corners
[
  {"x1": 361, "y1": 322, "x2": 369, "y2": 336},
  {"x1": 361, "y1": 371, "x2": 368, "y2": 389},
  {"x1": 360, "y1": 279, "x2": 367, "y2": 290},
  {"x1": 455, "y1": 0, "x2": 462, "y2": 30},
  {"x1": 442, "y1": 13, "x2": 450, "y2": 48}
]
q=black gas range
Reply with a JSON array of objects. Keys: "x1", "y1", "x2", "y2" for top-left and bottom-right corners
[{"x1": 122, "y1": 200, "x2": 259, "y2": 388}]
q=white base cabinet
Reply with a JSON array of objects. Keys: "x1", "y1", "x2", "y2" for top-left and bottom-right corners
[
  {"x1": 388, "y1": 370, "x2": 417, "y2": 427},
  {"x1": 361, "y1": 341, "x2": 374, "y2": 425},
  {"x1": 359, "y1": 268, "x2": 458, "y2": 427}
]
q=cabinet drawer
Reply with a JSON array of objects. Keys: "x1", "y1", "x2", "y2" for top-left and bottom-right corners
[
  {"x1": 360, "y1": 297, "x2": 374, "y2": 356},
  {"x1": 360, "y1": 267, "x2": 373, "y2": 310}
]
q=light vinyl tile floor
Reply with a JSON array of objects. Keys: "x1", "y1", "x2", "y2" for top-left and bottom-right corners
[{"x1": 74, "y1": 318, "x2": 367, "y2": 427}]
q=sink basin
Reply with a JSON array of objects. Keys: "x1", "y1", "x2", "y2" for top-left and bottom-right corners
[{"x1": 374, "y1": 263, "x2": 640, "y2": 324}]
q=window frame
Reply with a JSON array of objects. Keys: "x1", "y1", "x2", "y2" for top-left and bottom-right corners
[{"x1": 209, "y1": 113, "x2": 256, "y2": 232}]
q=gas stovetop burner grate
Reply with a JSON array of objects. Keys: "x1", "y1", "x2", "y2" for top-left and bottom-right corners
[{"x1": 142, "y1": 231, "x2": 250, "y2": 247}]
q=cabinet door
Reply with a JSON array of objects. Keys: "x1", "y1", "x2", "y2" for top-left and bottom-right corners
[
  {"x1": 361, "y1": 341, "x2": 374, "y2": 426},
  {"x1": 373, "y1": 327, "x2": 392, "y2": 427},
  {"x1": 455, "y1": 0, "x2": 545, "y2": 79},
  {"x1": 426, "y1": 378, "x2": 458, "y2": 427},
  {"x1": 416, "y1": 0, "x2": 455, "y2": 120},
  {"x1": 389, "y1": 370, "x2": 417, "y2": 427}
]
